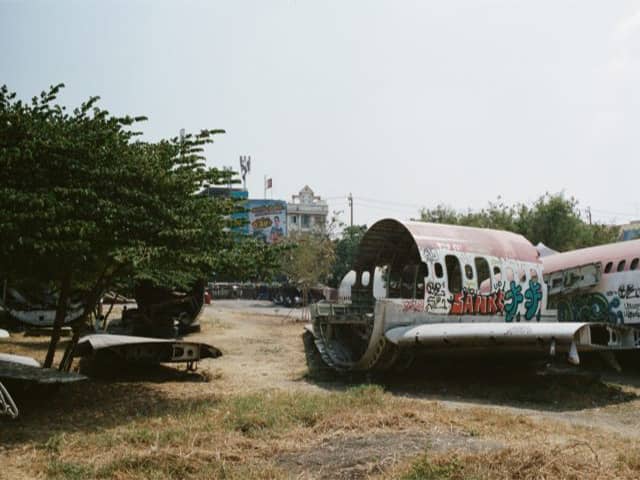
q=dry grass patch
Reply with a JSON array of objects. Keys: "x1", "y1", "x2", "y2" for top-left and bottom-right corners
[
  {"x1": 4, "y1": 381, "x2": 640, "y2": 480},
  {"x1": 393, "y1": 442, "x2": 640, "y2": 480}
]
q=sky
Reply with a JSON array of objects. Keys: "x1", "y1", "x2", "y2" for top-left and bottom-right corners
[{"x1": 2, "y1": 0, "x2": 640, "y2": 228}]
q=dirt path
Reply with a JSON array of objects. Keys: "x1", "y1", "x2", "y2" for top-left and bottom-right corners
[
  {"x1": 189, "y1": 300, "x2": 316, "y2": 394},
  {"x1": 191, "y1": 300, "x2": 640, "y2": 439},
  {"x1": 5, "y1": 300, "x2": 640, "y2": 479}
]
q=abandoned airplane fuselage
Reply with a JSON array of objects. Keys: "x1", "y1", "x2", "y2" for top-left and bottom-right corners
[
  {"x1": 542, "y1": 239, "x2": 640, "y2": 326},
  {"x1": 310, "y1": 219, "x2": 640, "y2": 372}
]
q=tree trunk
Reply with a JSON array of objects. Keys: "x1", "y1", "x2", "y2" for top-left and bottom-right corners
[
  {"x1": 58, "y1": 273, "x2": 111, "y2": 371},
  {"x1": 44, "y1": 271, "x2": 72, "y2": 368}
]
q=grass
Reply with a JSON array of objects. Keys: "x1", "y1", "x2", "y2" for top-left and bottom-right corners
[
  {"x1": 394, "y1": 443, "x2": 636, "y2": 480},
  {"x1": 13, "y1": 385, "x2": 387, "y2": 479},
  {"x1": 2, "y1": 381, "x2": 640, "y2": 480}
]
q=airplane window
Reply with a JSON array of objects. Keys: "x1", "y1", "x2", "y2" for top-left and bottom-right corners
[
  {"x1": 617, "y1": 260, "x2": 626, "y2": 272},
  {"x1": 416, "y1": 262, "x2": 428, "y2": 299},
  {"x1": 518, "y1": 269, "x2": 526, "y2": 283},
  {"x1": 631, "y1": 258, "x2": 639, "y2": 271},
  {"x1": 435, "y1": 262, "x2": 443, "y2": 278},
  {"x1": 401, "y1": 265, "x2": 416, "y2": 298},
  {"x1": 475, "y1": 257, "x2": 491, "y2": 287},
  {"x1": 445, "y1": 255, "x2": 462, "y2": 294},
  {"x1": 422, "y1": 262, "x2": 429, "y2": 279},
  {"x1": 604, "y1": 262, "x2": 613, "y2": 274},
  {"x1": 464, "y1": 264, "x2": 473, "y2": 280},
  {"x1": 361, "y1": 271, "x2": 370, "y2": 286}
]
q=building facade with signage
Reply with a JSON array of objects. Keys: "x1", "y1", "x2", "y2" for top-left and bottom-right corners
[{"x1": 287, "y1": 185, "x2": 328, "y2": 234}]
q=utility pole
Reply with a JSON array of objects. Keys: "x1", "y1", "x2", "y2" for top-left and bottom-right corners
[{"x1": 348, "y1": 193, "x2": 353, "y2": 227}]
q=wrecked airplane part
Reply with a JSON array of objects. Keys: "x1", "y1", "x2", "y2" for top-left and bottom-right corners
[
  {"x1": 111, "y1": 280, "x2": 206, "y2": 337},
  {"x1": 0, "y1": 354, "x2": 87, "y2": 383},
  {"x1": 1, "y1": 285, "x2": 85, "y2": 327},
  {"x1": 307, "y1": 219, "x2": 640, "y2": 373},
  {"x1": 542, "y1": 239, "x2": 640, "y2": 325},
  {"x1": 73, "y1": 334, "x2": 221, "y2": 367},
  {"x1": 0, "y1": 354, "x2": 87, "y2": 418}
]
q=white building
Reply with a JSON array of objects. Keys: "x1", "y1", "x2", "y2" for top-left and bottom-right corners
[{"x1": 287, "y1": 185, "x2": 328, "y2": 234}]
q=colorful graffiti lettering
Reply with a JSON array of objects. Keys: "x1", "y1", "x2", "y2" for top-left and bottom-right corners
[
  {"x1": 449, "y1": 290, "x2": 505, "y2": 315},
  {"x1": 557, "y1": 293, "x2": 624, "y2": 324},
  {"x1": 504, "y1": 281, "x2": 524, "y2": 322},
  {"x1": 523, "y1": 280, "x2": 542, "y2": 321}
]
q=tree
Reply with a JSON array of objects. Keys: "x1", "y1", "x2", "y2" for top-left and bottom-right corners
[
  {"x1": 212, "y1": 236, "x2": 288, "y2": 283},
  {"x1": 280, "y1": 232, "x2": 335, "y2": 304},
  {"x1": 0, "y1": 84, "x2": 235, "y2": 367},
  {"x1": 418, "y1": 193, "x2": 619, "y2": 252},
  {"x1": 329, "y1": 225, "x2": 367, "y2": 287}
]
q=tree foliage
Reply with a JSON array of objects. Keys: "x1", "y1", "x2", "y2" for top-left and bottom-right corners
[
  {"x1": 0, "y1": 84, "x2": 236, "y2": 366},
  {"x1": 212, "y1": 236, "x2": 288, "y2": 283},
  {"x1": 329, "y1": 225, "x2": 367, "y2": 287},
  {"x1": 418, "y1": 193, "x2": 619, "y2": 252},
  {"x1": 280, "y1": 232, "x2": 335, "y2": 294}
]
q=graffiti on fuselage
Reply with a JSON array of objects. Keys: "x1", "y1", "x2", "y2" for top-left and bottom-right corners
[
  {"x1": 449, "y1": 288, "x2": 505, "y2": 315},
  {"x1": 557, "y1": 293, "x2": 623, "y2": 324},
  {"x1": 419, "y1": 250, "x2": 544, "y2": 321},
  {"x1": 557, "y1": 275, "x2": 640, "y2": 325},
  {"x1": 616, "y1": 284, "x2": 640, "y2": 300},
  {"x1": 425, "y1": 281, "x2": 448, "y2": 313},
  {"x1": 402, "y1": 299, "x2": 425, "y2": 313}
]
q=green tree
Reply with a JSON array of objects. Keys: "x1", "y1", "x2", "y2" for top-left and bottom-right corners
[
  {"x1": 280, "y1": 232, "x2": 335, "y2": 304},
  {"x1": 329, "y1": 225, "x2": 367, "y2": 287},
  {"x1": 418, "y1": 193, "x2": 618, "y2": 252},
  {"x1": 0, "y1": 84, "x2": 235, "y2": 367},
  {"x1": 212, "y1": 236, "x2": 288, "y2": 282}
]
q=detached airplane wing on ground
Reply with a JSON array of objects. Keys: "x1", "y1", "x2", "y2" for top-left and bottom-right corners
[
  {"x1": 73, "y1": 334, "x2": 222, "y2": 365},
  {"x1": 0, "y1": 354, "x2": 87, "y2": 383},
  {"x1": 0, "y1": 353, "x2": 87, "y2": 419}
]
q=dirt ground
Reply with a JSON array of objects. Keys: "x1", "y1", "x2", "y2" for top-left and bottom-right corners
[{"x1": 4, "y1": 300, "x2": 640, "y2": 479}]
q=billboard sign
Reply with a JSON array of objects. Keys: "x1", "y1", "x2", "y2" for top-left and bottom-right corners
[{"x1": 243, "y1": 199, "x2": 287, "y2": 244}]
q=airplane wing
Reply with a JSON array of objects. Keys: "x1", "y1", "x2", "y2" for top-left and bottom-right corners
[
  {"x1": 73, "y1": 334, "x2": 222, "y2": 364},
  {"x1": 385, "y1": 321, "x2": 638, "y2": 365}
]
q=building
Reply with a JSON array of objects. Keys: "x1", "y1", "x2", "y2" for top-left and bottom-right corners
[
  {"x1": 200, "y1": 186, "x2": 248, "y2": 200},
  {"x1": 287, "y1": 185, "x2": 328, "y2": 234},
  {"x1": 620, "y1": 221, "x2": 640, "y2": 241}
]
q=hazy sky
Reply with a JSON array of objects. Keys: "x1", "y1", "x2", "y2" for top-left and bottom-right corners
[{"x1": 2, "y1": 1, "x2": 640, "y2": 227}]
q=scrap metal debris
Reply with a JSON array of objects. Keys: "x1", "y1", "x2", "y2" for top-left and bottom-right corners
[{"x1": 73, "y1": 334, "x2": 221, "y2": 369}]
